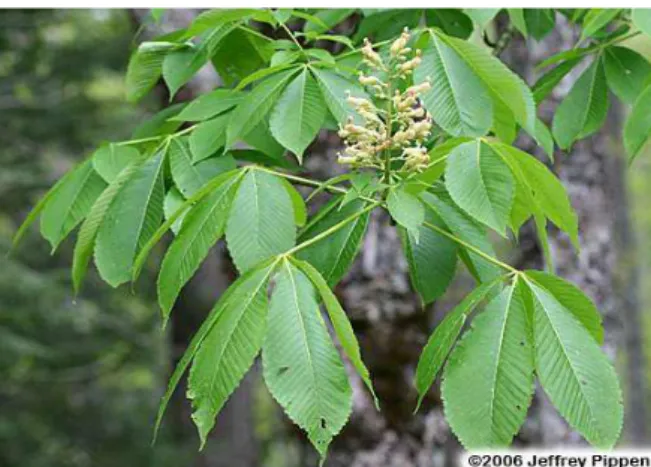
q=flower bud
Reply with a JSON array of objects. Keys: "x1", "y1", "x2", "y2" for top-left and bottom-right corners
[{"x1": 390, "y1": 28, "x2": 410, "y2": 56}]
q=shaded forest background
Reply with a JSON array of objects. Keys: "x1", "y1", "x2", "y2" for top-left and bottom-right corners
[{"x1": 2, "y1": 8, "x2": 651, "y2": 467}]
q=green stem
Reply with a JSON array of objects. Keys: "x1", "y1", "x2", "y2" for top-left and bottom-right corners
[
  {"x1": 280, "y1": 22, "x2": 304, "y2": 52},
  {"x1": 422, "y1": 220, "x2": 518, "y2": 274},
  {"x1": 285, "y1": 201, "x2": 380, "y2": 256}
]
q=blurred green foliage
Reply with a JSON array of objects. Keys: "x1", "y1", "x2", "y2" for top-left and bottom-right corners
[{"x1": 0, "y1": 10, "x2": 189, "y2": 467}]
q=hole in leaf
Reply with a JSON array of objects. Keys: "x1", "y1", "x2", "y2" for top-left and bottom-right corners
[
  {"x1": 277, "y1": 366, "x2": 290, "y2": 376},
  {"x1": 516, "y1": 405, "x2": 522, "y2": 410},
  {"x1": 320, "y1": 418, "x2": 327, "y2": 429},
  {"x1": 519, "y1": 341, "x2": 525, "y2": 346}
]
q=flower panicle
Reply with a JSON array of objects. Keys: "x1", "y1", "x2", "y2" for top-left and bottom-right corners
[{"x1": 337, "y1": 29, "x2": 434, "y2": 173}]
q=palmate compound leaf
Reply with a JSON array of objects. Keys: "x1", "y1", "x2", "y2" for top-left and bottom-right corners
[
  {"x1": 291, "y1": 257, "x2": 378, "y2": 407},
  {"x1": 524, "y1": 278, "x2": 623, "y2": 448},
  {"x1": 94, "y1": 152, "x2": 166, "y2": 287},
  {"x1": 399, "y1": 206, "x2": 458, "y2": 305},
  {"x1": 420, "y1": 189, "x2": 502, "y2": 283},
  {"x1": 226, "y1": 67, "x2": 300, "y2": 148},
  {"x1": 262, "y1": 259, "x2": 352, "y2": 458},
  {"x1": 552, "y1": 55, "x2": 609, "y2": 150},
  {"x1": 414, "y1": 30, "x2": 492, "y2": 137},
  {"x1": 40, "y1": 159, "x2": 107, "y2": 253},
  {"x1": 444, "y1": 139, "x2": 514, "y2": 236},
  {"x1": 414, "y1": 276, "x2": 504, "y2": 410},
  {"x1": 157, "y1": 172, "x2": 242, "y2": 324},
  {"x1": 442, "y1": 278, "x2": 535, "y2": 448},
  {"x1": 72, "y1": 156, "x2": 147, "y2": 293},
  {"x1": 296, "y1": 197, "x2": 370, "y2": 287},
  {"x1": 154, "y1": 259, "x2": 277, "y2": 444},
  {"x1": 270, "y1": 68, "x2": 327, "y2": 162},
  {"x1": 225, "y1": 169, "x2": 296, "y2": 273}
]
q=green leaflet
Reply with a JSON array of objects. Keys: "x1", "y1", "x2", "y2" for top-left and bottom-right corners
[
  {"x1": 270, "y1": 69, "x2": 327, "y2": 162},
  {"x1": 632, "y1": 9, "x2": 651, "y2": 38},
  {"x1": 126, "y1": 41, "x2": 180, "y2": 103},
  {"x1": 526, "y1": 280, "x2": 623, "y2": 448},
  {"x1": 183, "y1": 9, "x2": 258, "y2": 37},
  {"x1": 624, "y1": 84, "x2": 651, "y2": 162},
  {"x1": 131, "y1": 103, "x2": 185, "y2": 139},
  {"x1": 463, "y1": 8, "x2": 500, "y2": 29},
  {"x1": 424, "y1": 10, "x2": 474, "y2": 39},
  {"x1": 157, "y1": 174, "x2": 241, "y2": 323},
  {"x1": 387, "y1": 186, "x2": 425, "y2": 240},
  {"x1": 603, "y1": 46, "x2": 651, "y2": 105},
  {"x1": 524, "y1": 270, "x2": 603, "y2": 344},
  {"x1": 72, "y1": 159, "x2": 146, "y2": 293},
  {"x1": 163, "y1": 23, "x2": 238, "y2": 99},
  {"x1": 242, "y1": 118, "x2": 287, "y2": 160},
  {"x1": 399, "y1": 206, "x2": 457, "y2": 305},
  {"x1": 523, "y1": 9, "x2": 555, "y2": 40},
  {"x1": 169, "y1": 89, "x2": 243, "y2": 122},
  {"x1": 580, "y1": 9, "x2": 621, "y2": 41},
  {"x1": 311, "y1": 67, "x2": 369, "y2": 125},
  {"x1": 532, "y1": 58, "x2": 582, "y2": 105},
  {"x1": 154, "y1": 260, "x2": 276, "y2": 441},
  {"x1": 490, "y1": 142, "x2": 579, "y2": 250},
  {"x1": 297, "y1": 198, "x2": 370, "y2": 287},
  {"x1": 163, "y1": 187, "x2": 186, "y2": 235},
  {"x1": 94, "y1": 152, "x2": 166, "y2": 287},
  {"x1": 433, "y1": 30, "x2": 536, "y2": 135},
  {"x1": 291, "y1": 257, "x2": 378, "y2": 407},
  {"x1": 415, "y1": 277, "x2": 503, "y2": 410},
  {"x1": 262, "y1": 260, "x2": 352, "y2": 457},
  {"x1": 169, "y1": 136, "x2": 236, "y2": 196},
  {"x1": 225, "y1": 170, "x2": 296, "y2": 273},
  {"x1": 415, "y1": 31, "x2": 492, "y2": 137},
  {"x1": 226, "y1": 67, "x2": 300, "y2": 148},
  {"x1": 445, "y1": 140, "x2": 514, "y2": 235},
  {"x1": 281, "y1": 179, "x2": 307, "y2": 227},
  {"x1": 188, "y1": 263, "x2": 271, "y2": 447},
  {"x1": 40, "y1": 159, "x2": 107, "y2": 252},
  {"x1": 552, "y1": 56, "x2": 609, "y2": 149},
  {"x1": 442, "y1": 280, "x2": 534, "y2": 448},
  {"x1": 188, "y1": 113, "x2": 230, "y2": 163},
  {"x1": 210, "y1": 28, "x2": 275, "y2": 87},
  {"x1": 420, "y1": 189, "x2": 502, "y2": 283},
  {"x1": 92, "y1": 144, "x2": 141, "y2": 183}
]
